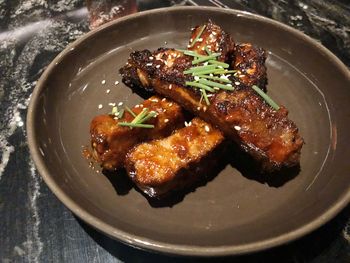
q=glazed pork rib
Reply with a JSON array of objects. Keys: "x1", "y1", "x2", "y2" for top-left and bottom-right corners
[
  {"x1": 125, "y1": 118, "x2": 224, "y2": 198},
  {"x1": 120, "y1": 24, "x2": 303, "y2": 171},
  {"x1": 90, "y1": 95, "x2": 184, "y2": 170}
]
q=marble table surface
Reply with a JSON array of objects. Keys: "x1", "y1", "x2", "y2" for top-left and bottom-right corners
[{"x1": 0, "y1": 0, "x2": 349, "y2": 262}]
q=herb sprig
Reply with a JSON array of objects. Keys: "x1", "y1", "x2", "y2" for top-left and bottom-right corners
[{"x1": 118, "y1": 107, "x2": 157, "y2": 128}]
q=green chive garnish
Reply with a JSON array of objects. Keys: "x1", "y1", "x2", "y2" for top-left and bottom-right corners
[
  {"x1": 192, "y1": 53, "x2": 221, "y2": 65},
  {"x1": 131, "y1": 108, "x2": 149, "y2": 124},
  {"x1": 138, "y1": 111, "x2": 157, "y2": 124},
  {"x1": 118, "y1": 122, "x2": 155, "y2": 128},
  {"x1": 192, "y1": 68, "x2": 228, "y2": 75},
  {"x1": 208, "y1": 60, "x2": 229, "y2": 68},
  {"x1": 189, "y1": 25, "x2": 206, "y2": 48},
  {"x1": 213, "y1": 70, "x2": 237, "y2": 75},
  {"x1": 201, "y1": 89, "x2": 210, "y2": 105},
  {"x1": 125, "y1": 106, "x2": 136, "y2": 117},
  {"x1": 196, "y1": 74, "x2": 231, "y2": 83},
  {"x1": 252, "y1": 85, "x2": 280, "y2": 110},
  {"x1": 185, "y1": 81, "x2": 215, "y2": 92},
  {"x1": 198, "y1": 79, "x2": 234, "y2": 91},
  {"x1": 117, "y1": 109, "x2": 124, "y2": 119},
  {"x1": 205, "y1": 46, "x2": 212, "y2": 55},
  {"x1": 183, "y1": 65, "x2": 216, "y2": 74}
]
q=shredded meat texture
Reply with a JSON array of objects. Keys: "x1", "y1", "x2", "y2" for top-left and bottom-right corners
[
  {"x1": 232, "y1": 43, "x2": 268, "y2": 91},
  {"x1": 125, "y1": 118, "x2": 224, "y2": 198},
  {"x1": 120, "y1": 21, "x2": 303, "y2": 171},
  {"x1": 90, "y1": 96, "x2": 184, "y2": 170}
]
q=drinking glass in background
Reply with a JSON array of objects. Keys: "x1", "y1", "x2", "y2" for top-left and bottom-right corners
[{"x1": 86, "y1": 0, "x2": 137, "y2": 29}]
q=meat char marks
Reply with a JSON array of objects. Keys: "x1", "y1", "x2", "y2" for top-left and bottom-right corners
[
  {"x1": 90, "y1": 96, "x2": 184, "y2": 170},
  {"x1": 120, "y1": 21, "x2": 303, "y2": 171},
  {"x1": 125, "y1": 118, "x2": 224, "y2": 198}
]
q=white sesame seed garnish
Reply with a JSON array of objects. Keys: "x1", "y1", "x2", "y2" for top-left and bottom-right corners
[
  {"x1": 118, "y1": 102, "x2": 123, "y2": 106},
  {"x1": 98, "y1": 104, "x2": 103, "y2": 109},
  {"x1": 190, "y1": 39, "x2": 193, "y2": 43},
  {"x1": 212, "y1": 32, "x2": 217, "y2": 36},
  {"x1": 135, "y1": 104, "x2": 140, "y2": 108},
  {"x1": 169, "y1": 103, "x2": 173, "y2": 106},
  {"x1": 234, "y1": 126, "x2": 241, "y2": 131},
  {"x1": 101, "y1": 80, "x2": 106, "y2": 85},
  {"x1": 162, "y1": 98, "x2": 166, "y2": 102},
  {"x1": 203, "y1": 106, "x2": 207, "y2": 112},
  {"x1": 187, "y1": 44, "x2": 191, "y2": 48},
  {"x1": 205, "y1": 125, "x2": 210, "y2": 132},
  {"x1": 108, "y1": 103, "x2": 116, "y2": 106},
  {"x1": 194, "y1": 76, "x2": 200, "y2": 81},
  {"x1": 198, "y1": 38, "x2": 203, "y2": 42},
  {"x1": 201, "y1": 46, "x2": 205, "y2": 50},
  {"x1": 197, "y1": 106, "x2": 201, "y2": 111},
  {"x1": 164, "y1": 41, "x2": 167, "y2": 45},
  {"x1": 106, "y1": 89, "x2": 110, "y2": 94},
  {"x1": 140, "y1": 104, "x2": 144, "y2": 108},
  {"x1": 149, "y1": 56, "x2": 154, "y2": 60},
  {"x1": 156, "y1": 64, "x2": 161, "y2": 68},
  {"x1": 146, "y1": 63, "x2": 152, "y2": 66},
  {"x1": 239, "y1": 74, "x2": 246, "y2": 78},
  {"x1": 150, "y1": 98, "x2": 159, "y2": 102},
  {"x1": 203, "y1": 62, "x2": 208, "y2": 66},
  {"x1": 185, "y1": 121, "x2": 189, "y2": 127},
  {"x1": 226, "y1": 84, "x2": 233, "y2": 87},
  {"x1": 115, "y1": 80, "x2": 119, "y2": 85},
  {"x1": 235, "y1": 81, "x2": 240, "y2": 85},
  {"x1": 164, "y1": 118, "x2": 169, "y2": 123},
  {"x1": 207, "y1": 94, "x2": 214, "y2": 97},
  {"x1": 169, "y1": 84, "x2": 172, "y2": 90},
  {"x1": 209, "y1": 74, "x2": 213, "y2": 77},
  {"x1": 214, "y1": 87, "x2": 220, "y2": 90}
]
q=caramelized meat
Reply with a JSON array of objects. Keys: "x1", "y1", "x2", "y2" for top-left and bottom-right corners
[
  {"x1": 120, "y1": 48, "x2": 303, "y2": 171},
  {"x1": 90, "y1": 96, "x2": 184, "y2": 170},
  {"x1": 125, "y1": 118, "x2": 224, "y2": 198},
  {"x1": 188, "y1": 20, "x2": 235, "y2": 62},
  {"x1": 232, "y1": 43, "x2": 268, "y2": 91}
]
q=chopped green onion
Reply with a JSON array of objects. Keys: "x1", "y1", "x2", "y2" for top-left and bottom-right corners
[
  {"x1": 198, "y1": 79, "x2": 234, "y2": 91},
  {"x1": 131, "y1": 108, "x2": 149, "y2": 124},
  {"x1": 213, "y1": 70, "x2": 237, "y2": 75},
  {"x1": 208, "y1": 60, "x2": 229, "y2": 68},
  {"x1": 196, "y1": 74, "x2": 231, "y2": 83},
  {"x1": 192, "y1": 68, "x2": 229, "y2": 75},
  {"x1": 252, "y1": 85, "x2": 280, "y2": 110},
  {"x1": 201, "y1": 89, "x2": 210, "y2": 105},
  {"x1": 185, "y1": 81, "x2": 215, "y2": 92},
  {"x1": 183, "y1": 65, "x2": 216, "y2": 74},
  {"x1": 181, "y1": 50, "x2": 206, "y2": 57},
  {"x1": 118, "y1": 122, "x2": 155, "y2": 128},
  {"x1": 138, "y1": 111, "x2": 157, "y2": 124},
  {"x1": 192, "y1": 53, "x2": 221, "y2": 64},
  {"x1": 205, "y1": 46, "x2": 212, "y2": 55},
  {"x1": 189, "y1": 25, "x2": 206, "y2": 48},
  {"x1": 111, "y1": 106, "x2": 118, "y2": 115},
  {"x1": 125, "y1": 106, "x2": 136, "y2": 117},
  {"x1": 117, "y1": 109, "x2": 124, "y2": 119}
]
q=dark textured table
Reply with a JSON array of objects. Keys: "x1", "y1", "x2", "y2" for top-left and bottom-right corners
[{"x1": 0, "y1": 0, "x2": 349, "y2": 262}]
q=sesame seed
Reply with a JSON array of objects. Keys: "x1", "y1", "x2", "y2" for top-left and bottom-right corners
[
  {"x1": 150, "y1": 98, "x2": 159, "y2": 102},
  {"x1": 235, "y1": 81, "x2": 240, "y2": 85},
  {"x1": 197, "y1": 106, "x2": 201, "y2": 111},
  {"x1": 156, "y1": 65, "x2": 161, "y2": 68},
  {"x1": 164, "y1": 41, "x2": 167, "y2": 45},
  {"x1": 163, "y1": 109, "x2": 167, "y2": 112},
  {"x1": 140, "y1": 104, "x2": 144, "y2": 108},
  {"x1": 187, "y1": 44, "x2": 191, "y2": 48},
  {"x1": 115, "y1": 80, "x2": 119, "y2": 85},
  {"x1": 146, "y1": 63, "x2": 152, "y2": 66},
  {"x1": 198, "y1": 38, "x2": 203, "y2": 42},
  {"x1": 106, "y1": 89, "x2": 110, "y2": 94},
  {"x1": 108, "y1": 103, "x2": 116, "y2": 106},
  {"x1": 194, "y1": 76, "x2": 200, "y2": 81},
  {"x1": 118, "y1": 102, "x2": 123, "y2": 106},
  {"x1": 239, "y1": 74, "x2": 246, "y2": 78},
  {"x1": 203, "y1": 106, "x2": 207, "y2": 112},
  {"x1": 201, "y1": 46, "x2": 205, "y2": 50},
  {"x1": 203, "y1": 62, "x2": 208, "y2": 66},
  {"x1": 169, "y1": 84, "x2": 172, "y2": 89},
  {"x1": 209, "y1": 74, "x2": 213, "y2": 77},
  {"x1": 190, "y1": 39, "x2": 193, "y2": 43},
  {"x1": 234, "y1": 126, "x2": 241, "y2": 131},
  {"x1": 149, "y1": 56, "x2": 154, "y2": 60},
  {"x1": 162, "y1": 98, "x2": 166, "y2": 102},
  {"x1": 226, "y1": 84, "x2": 232, "y2": 87},
  {"x1": 205, "y1": 125, "x2": 210, "y2": 132},
  {"x1": 164, "y1": 118, "x2": 169, "y2": 123},
  {"x1": 184, "y1": 121, "x2": 189, "y2": 127},
  {"x1": 169, "y1": 103, "x2": 173, "y2": 106},
  {"x1": 98, "y1": 104, "x2": 103, "y2": 109},
  {"x1": 101, "y1": 80, "x2": 106, "y2": 85},
  {"x1": 135, "y1": 104, "x2": 140, "y2": 108}
]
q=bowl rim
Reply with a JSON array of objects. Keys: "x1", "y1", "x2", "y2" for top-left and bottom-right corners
[{"x1": 27, "y1": 6, "x2": 350, "y2": 256}]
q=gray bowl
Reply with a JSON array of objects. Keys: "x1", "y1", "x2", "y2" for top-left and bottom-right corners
[{"x1": 27, "y1": 7, "x2": 350, "y2": 256}]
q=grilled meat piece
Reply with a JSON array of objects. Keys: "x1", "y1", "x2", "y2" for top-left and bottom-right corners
[
  {"x1": 232, "y1": 43, "x2": 268, "y2": 91},
  {"x1": 188, "y1": 20, "x2": 235, "y2": 62},
  {"x1": 90, "y1": 96, "x2": 184, "y2": 170},
  {"x1": 125, "y1": 118, "x2": 224, "y2": 198},
  {"x1": 120, "y1": 48, "x2": 303, "y2": 171}
]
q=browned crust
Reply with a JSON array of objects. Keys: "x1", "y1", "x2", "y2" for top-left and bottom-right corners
[{"x1": 90, "y1": 95, "x2": 184, "y2": 170}]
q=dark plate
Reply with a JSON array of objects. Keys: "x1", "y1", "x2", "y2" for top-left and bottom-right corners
[{"x1": 27, "y1": 7, "x2": 350, "y2": 256}]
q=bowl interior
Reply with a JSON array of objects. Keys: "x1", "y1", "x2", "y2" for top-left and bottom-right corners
[{"x1": 29, "y1": 7, "x2": 350, "y2": 255}]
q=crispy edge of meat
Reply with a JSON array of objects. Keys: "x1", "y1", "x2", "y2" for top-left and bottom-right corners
[
  {"x1": 232, "y1": 43, "x2": 268, "y2": 91},
  {"x1": 120, "y1": 48, "x2": 303, "y2": 171},
  {"x1": 90, "y1": 95, "x2": 184, "y2": 170},
  {"x1": 125, "y1": 118, "x2": 224, "y2": 198}
]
